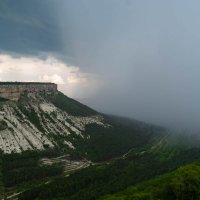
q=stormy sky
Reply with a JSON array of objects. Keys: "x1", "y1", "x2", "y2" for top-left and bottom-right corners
[{"x1": 1, "y1": 0, "x2": 200, "y2": 129}]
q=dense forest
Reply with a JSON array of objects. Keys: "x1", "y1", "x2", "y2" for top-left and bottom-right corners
[
  {"x1": 0, "y1": 150, "x2": 63, "y2": 198},
  {"x1": 101, "y1": 162, "x2": 200, "y2": 200},
  {"x1": 18, "y1": 146, "x2": 200, "y2": 200}
]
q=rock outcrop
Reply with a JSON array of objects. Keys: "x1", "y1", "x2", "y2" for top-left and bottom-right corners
[
  {"x1": 0, "y1": 82, "x2": 57, "y2": 100},
  {"x1": 0, "y1": 96, "x2": 108, "y2": 154}
]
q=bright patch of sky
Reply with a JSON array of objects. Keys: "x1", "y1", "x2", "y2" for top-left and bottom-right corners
[{"x1": 0, "y1": 53, "x2": 102, "y2": 98}]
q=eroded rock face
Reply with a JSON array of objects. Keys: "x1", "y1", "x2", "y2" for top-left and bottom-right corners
[
  {"x1": 0, "y1": 82, "x2": 57, "y2": 101},
  {"x1": 0, "y1": 96, "x2": 109, "y2": 154},
  {"x1": 0, "y1": 82, "x2": 110, "y2": 154}
]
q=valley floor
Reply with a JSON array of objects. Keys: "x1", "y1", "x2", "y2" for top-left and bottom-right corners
[{"x1": 0, "y1": 151, "x2": 91, "y2": 200}]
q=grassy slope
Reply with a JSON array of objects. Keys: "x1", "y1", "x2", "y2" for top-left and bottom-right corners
[
  {"x1": 49, "y1": 91, "x2": 97, "y2": 117},
  {"x1": 101, "y1": 162, "x2": 200, "y2": 200},
  {"x1": 79, "y1": 117, "x2": 164, "y2": 161},
  {"x1": 99, "y1": 133, "x2": 200, "y2": 200}
]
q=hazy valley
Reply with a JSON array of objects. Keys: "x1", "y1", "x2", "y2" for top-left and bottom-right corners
[{"x1": 0, "y1": 83, "x2": 200, "y2": 200}]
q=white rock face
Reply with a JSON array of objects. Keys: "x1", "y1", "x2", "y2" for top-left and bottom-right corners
[
  {"x1": 39, "y1": 103, "x2": 57, "y2": 113},
  {"x1": 0, "y1": 96, "x2": 108, "y2": 154},
  {"x1": 64, "y1": 141, "x2": 75, "y2": 149},
  {"x1": 0, "y1": 83, "x2": 57, "y2": 101}
]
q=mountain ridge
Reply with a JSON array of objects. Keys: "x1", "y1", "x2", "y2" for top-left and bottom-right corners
[
  {"x1": 0, "y1": 84, "x2": 161, "y2": 162},
  {"x1": 0, "y1": 91, "x2": 107, "y2": 154}
]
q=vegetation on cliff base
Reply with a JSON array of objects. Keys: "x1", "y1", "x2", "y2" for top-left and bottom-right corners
[
  {"x1": 18, "y1": 147, "x2": 200, "y2": 200},
  {"x1": 1, "y1": 151, "x2": 63, "y2": 188},
  {"x1": 0, "y1": 97, "x2": 8, "y2": 102}
]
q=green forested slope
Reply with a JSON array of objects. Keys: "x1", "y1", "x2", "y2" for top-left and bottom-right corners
[
  {"x1": 101, "y1": 162, "x2": 200, "y2": 200},
  {"x1": 18, "y1": 146, "x2": 200, "y2": 200},
  {"x1": 48, "y1": 91, "x2": 98, "y2": 117}
]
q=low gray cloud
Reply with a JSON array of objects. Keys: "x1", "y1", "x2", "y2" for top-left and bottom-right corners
[{"x1": 1, "y1": 0, "x2": 200, "y2": 130}]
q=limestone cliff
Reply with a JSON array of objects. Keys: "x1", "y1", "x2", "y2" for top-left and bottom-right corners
[
  {"x1": 0, "y1": 82, "x2": 57, "y2": 100},
  {"x1": 0, "y1": 92, "x2": 107, "y2": 154}
]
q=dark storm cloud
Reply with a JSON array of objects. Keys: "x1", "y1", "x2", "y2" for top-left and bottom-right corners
[
  {"x1": 57, "y1": 0, "x2": 200, "y2": 130},
  {"x1": 0, "y1": 0, "x2": 63, "y2": 54},
  {"x1": 1, "y1": 0, "x2": 200, "y2": 130}
]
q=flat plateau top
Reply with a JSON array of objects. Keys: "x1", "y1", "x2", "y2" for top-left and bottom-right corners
[{"x1": 0, "y1": 82, "x2": 55, "y2": 85}]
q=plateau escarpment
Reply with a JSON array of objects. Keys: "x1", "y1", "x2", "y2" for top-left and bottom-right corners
[
  {"x1": 0, "y1": 82, "x2": 109, "y2": 154},
  {"x1": 0, "y1": 82, "x2": 57, "y2": 101},
  {"x1": 0, "y1": 82, "x2": 156, "y2": 162}
]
